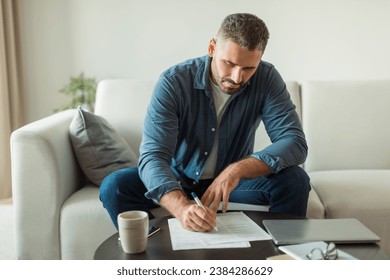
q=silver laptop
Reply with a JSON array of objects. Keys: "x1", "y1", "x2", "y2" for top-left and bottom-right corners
[{"x1": 262, "y1": 218, "x2": 380, "y2": 245}]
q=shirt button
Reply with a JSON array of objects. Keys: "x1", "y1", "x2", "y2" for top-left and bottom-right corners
[
  {"x1": 204, "y1": 152, "x2": 208, "y2": 155},
  {"x1": 211, "y1": 128, "x2": 216, "y2": 132},
  {"x1": 193, "y1": 181, "x2": 197, "y2": 185},
  {"x1": 196, "y1": 172, "x2": 199, "y2": 176}
]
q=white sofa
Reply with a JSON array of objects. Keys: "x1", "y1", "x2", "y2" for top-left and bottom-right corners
[{"x1": 11, "y1": 79, "x2": 390, "y2": 259}]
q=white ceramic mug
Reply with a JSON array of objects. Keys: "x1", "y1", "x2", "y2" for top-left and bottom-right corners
[{"x1": 117, "y1": 210, "x2": 149, "y2": 254}]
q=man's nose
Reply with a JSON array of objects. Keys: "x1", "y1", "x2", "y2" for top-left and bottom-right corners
[{"x1": 231, "y1": 67, "x2": 243, "y2": 84}]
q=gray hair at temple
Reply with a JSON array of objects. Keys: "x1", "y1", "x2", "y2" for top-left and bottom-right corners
[{"x1": 216, "y1": 13, "x2": 270, "y2": 51}]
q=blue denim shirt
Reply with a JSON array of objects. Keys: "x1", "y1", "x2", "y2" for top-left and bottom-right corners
[{"x1": 139, "y1": 55, "x2": 307, "y2": 203}]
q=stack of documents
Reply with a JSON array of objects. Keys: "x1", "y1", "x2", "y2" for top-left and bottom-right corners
[
  {"x1": 168, "y1": 211, "x2": 272, "y2": 250},
  {"x1": 278, "y1": 241, "x2": 357, "y2": 260}
]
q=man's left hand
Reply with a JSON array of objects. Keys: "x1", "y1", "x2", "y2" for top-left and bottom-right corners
[
  {"x1": 201, "y1": 164, "x2": 240, "y2": 212},
  {"x1": 200, "y1": 158, "x2": 272, "y2": 212}
]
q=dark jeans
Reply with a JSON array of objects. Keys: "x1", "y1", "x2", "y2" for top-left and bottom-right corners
[{"x1": 100, "y1": 166, "x2": 311, "y2": 229}]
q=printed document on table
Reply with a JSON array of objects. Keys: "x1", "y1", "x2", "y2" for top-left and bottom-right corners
[
  {"x1": 168, "y1": 211, "x2": 271, "y2": 251},
  {"x1": 278, "y1": 241, "x2": 357, "y2": 260}
]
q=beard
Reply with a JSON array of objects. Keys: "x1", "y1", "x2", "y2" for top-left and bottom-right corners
[
  {"x1": 210, "y1": 71, "x2": 243, "y2": 94},
  {"x1": 209, "y1": 59, "x2": 243, "y2": 94},
  {"x1": 217, "y1": 77, "x2": 243, "y2": 94}
]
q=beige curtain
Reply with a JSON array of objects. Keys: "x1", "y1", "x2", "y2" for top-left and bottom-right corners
[{"x1": 0, "y1": 0, "x2": 24, "y2": 199}]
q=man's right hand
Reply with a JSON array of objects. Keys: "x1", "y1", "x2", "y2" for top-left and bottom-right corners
[
  {"x1": 179, "y1": 203, "x2": 217, "y2": 231},
  {"x1": 159, "y1": 189, "x2": 217, "y2": 232}
]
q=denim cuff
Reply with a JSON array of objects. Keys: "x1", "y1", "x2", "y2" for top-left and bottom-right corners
[
  {"x1": 250, "y1": 153, "x2": 284, "y2": 174},
  {"x1": 144, "y1": 181, "x2": 183, "y2": 204}
]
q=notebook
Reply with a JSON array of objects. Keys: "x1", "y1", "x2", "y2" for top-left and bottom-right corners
[
  {"x1": 262, "y1": 218, "x2": 380, "y2": 245},
  {"x1": 278, "y1": 241, "x2": 357, "y2": 260}
]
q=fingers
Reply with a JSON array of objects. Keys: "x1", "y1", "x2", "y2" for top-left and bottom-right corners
[
  {"x1": 201, "y1": 188, "x2": 213, "y2": 207},
  {"x1": 211, "y1": 196, "x2": 221, "y2": 212},
  {"x1": 201, "y1": 184, "x2": 225, "y2": 212},
  {"x1": 222, "y1": 191, "x2": 229, "y2": 213},
  {"x1": 201, "y1": 185, "x2": 221, "y2": 211},
  {"x1": 201, "y1": 170, "x2": 239, "y2": 213}
]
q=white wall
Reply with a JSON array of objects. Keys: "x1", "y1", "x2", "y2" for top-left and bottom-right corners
[{"x1": 20, "y1": 0, "x2": 390, "y2": 123}]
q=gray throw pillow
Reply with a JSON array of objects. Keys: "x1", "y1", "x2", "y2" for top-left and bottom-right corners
[{"x1": 69, "y1": 107, "x2": 137, "y2": 186}]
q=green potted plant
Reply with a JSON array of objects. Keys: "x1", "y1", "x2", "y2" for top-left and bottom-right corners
[{"x1": 55, "y1": 72, "x2": 97, "y2": 112}]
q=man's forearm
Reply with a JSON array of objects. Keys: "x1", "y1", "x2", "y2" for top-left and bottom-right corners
[
  {"x1": 159, "y1": 189, "x2": 191, "y2": 220},
  {"x1": 226, "y1": 157, "x2": 272, "y2": 180}
]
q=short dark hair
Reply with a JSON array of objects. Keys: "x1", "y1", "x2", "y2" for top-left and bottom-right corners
[{"x1": 217, "y1": 13, "x2": 269, "y2": 51}]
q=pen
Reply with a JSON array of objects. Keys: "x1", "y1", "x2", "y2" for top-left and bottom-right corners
[{"x1": 191, "y1": 192, "x2": 219, "y2": 232}]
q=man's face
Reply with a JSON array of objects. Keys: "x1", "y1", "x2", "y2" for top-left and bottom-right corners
[{"x1": 208, "y1": 38, "x2": 262, "y2": 94}]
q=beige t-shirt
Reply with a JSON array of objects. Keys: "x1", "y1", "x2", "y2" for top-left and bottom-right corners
[{"x1": 201, "y1": 81, "x2": 232, "y2": 179}]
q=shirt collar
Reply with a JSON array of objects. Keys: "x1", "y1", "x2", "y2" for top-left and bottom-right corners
[{"x1": 193, "y1": 55, "x2": 211, "y2": 91}]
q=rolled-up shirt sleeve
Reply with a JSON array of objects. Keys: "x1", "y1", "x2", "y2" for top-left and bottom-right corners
[{"x1": 138, "y1": 75, "x2": 183, "y2": 203}]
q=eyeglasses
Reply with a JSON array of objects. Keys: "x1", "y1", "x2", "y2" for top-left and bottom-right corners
[{"x1": 306, "y1": 242, "x2": 338, "y2": 260}]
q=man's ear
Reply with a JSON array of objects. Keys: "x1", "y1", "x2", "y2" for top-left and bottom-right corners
[{"x1": 208, "y1": 38, "x2": 216, "y2": 57}]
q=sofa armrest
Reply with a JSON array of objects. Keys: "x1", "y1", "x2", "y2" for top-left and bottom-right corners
[{"x1": 11, "y1": 109, "x2": 83, "y2": 259}]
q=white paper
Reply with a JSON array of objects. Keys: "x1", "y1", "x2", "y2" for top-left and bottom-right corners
[
  {"x1": 278, "y1": 241, "x2": 357, "y2": 260},
  {"x1": 168, "y1": 211, "x2": 271, "y2": 251}
]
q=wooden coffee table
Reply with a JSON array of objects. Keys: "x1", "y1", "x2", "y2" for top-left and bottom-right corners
[{"x1": 94, "y1": 211, "x2": 389, "y2": 260}]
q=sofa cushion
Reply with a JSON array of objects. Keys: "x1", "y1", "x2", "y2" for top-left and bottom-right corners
[
  {"x1": 94, "y1": 79, "x2": 157, "y2": 156},
  {"x1": 306, "y1": 188, "x2": 325, "y2": 219},
  {"x1": 302, "y1": 80, "x2": 390, "y2": 172},
  {"x1": 69, "y1": 107, "x2": 137, "y2": 186},
  {"x1": 309, "y1": 169, "x2": 390, "y2": 254},
  {"x1": 60, "y1": 185, "x2": 116, "y2": 259}
]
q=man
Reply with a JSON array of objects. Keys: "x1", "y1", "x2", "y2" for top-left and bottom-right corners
[{"x1": 100, "y1": 13, "x2": 310, "y2": 232}]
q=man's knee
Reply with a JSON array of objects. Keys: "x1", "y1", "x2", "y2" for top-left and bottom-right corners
[
  {"x1": 275, "y1": 166, "x2": 310, "y2": 192},
  {"x1": 268, "y1": 166, "x2": 311, "y2": 216},
  {"x1": 99, "y1": 167, "x2": 140, "y2": 202}
]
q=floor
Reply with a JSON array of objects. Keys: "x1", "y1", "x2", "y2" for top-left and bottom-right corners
[{"x1": 0, "y1": 197, "x2": 16, "y2": 260}]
